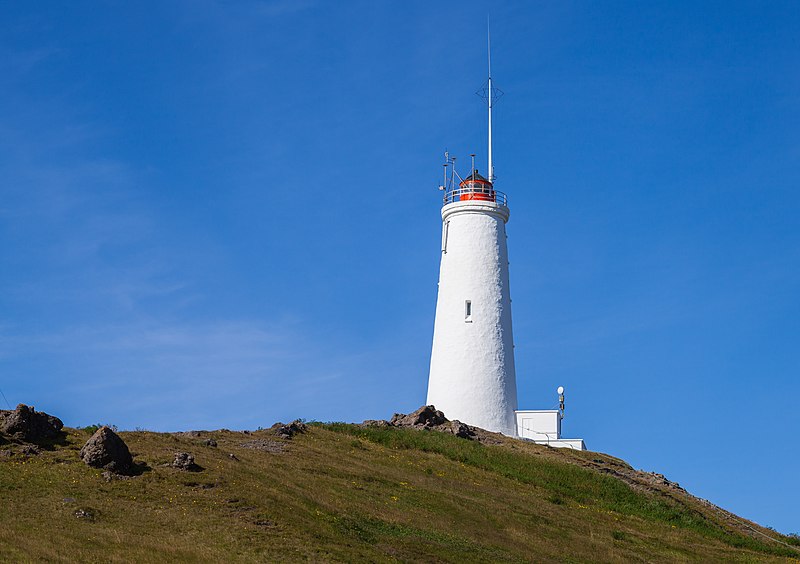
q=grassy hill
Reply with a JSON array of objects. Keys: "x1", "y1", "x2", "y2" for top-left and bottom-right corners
[{"x1": 1, "y1": 421, "x2": 798, "y2": 562}]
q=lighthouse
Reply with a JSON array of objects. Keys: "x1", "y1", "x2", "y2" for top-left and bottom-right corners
[
  {"x1": 426, "y1": 34, "x2": 586, "y2": 449},
  {"x1": 426, "y1": 38, "x2": 518, "y2": 436}
]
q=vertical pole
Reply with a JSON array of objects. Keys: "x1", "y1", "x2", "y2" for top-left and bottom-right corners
[{"x1": 487, "y1": 19, "x2": 493, "y2": 183}]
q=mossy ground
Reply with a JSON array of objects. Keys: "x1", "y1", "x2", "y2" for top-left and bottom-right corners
[{"x1": 0, "y1": 424, "x2": 797, "y2": 562}]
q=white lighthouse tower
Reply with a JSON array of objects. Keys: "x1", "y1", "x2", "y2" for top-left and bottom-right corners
[
  {"x1": 426, "y1": 40, "x2": 518, "y2": 436},
  {"x1": 426, "y1": 34, "x2": 586, "y2": 449}
]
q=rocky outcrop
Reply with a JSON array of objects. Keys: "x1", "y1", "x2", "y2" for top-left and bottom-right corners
[
  {"x1": 390, "y1": 405, "x2": 447, "y2": 428},
  {"x1": 0, "y1": 404, "x2": 63, "y2": 442},
  {"x1": 640, "y1": 471, "x2": 686, "y2": 492},
  {"x1": 367, "y1": 406, "x2": 478, "y2": 441},
  {"x1": 80, "y1": 426, "x2": 133, "y2": 474},
  {"x1": 361, "y1": 419, "x2": 391, "y2": 428},
  {"x1": 272, "y1": 420, "x2": 307, "y2": 439},
  {"x1": 439, "y1": 419, "x2": 476, "y2": 440}
]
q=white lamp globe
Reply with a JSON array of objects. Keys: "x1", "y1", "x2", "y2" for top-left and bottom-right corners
[{"x1": 557, "y1": 386, "x2": 564, "y2": 395}]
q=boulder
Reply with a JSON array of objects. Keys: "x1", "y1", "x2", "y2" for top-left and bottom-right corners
[
  {"x1": 172, "y1": 452, "x2": 201, "y2": 471},
  {"x1": 0, "y1": 404, "x2": 63, "y2": 442},
  {"x1": 80, "y1": 426, "x2": 133, "y2": 474},
  {"x1": 390, "y1": 405, "x2": 447, "y2": 429}
]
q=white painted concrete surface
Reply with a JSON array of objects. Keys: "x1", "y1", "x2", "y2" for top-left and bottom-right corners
[
  {"x1": 516, "y1": 410, "x2": 561, "y2": 441},
  {"x1": 427, "y1": 199, "x2": 518, "y2": 436}
]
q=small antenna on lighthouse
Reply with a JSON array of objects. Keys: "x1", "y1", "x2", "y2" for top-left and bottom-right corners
[
  {"x1": 440, "y1": 150, "x2": 450, "y2": 191},
  {"x1": 477, "y1": 17, "x2": 503, "y2": 183}
]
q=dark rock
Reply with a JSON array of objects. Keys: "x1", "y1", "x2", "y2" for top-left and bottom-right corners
[
  {"x1": 172, "y1": 452, "x2": 201, "y2": 471},
  {"x1": 79, "y1": 426, "x2": 133, "y2": 474},
  {"x1": 440, "y1": 420, "x2": 476, "y2": 440},
  {"x1": 272, "y1": 420, "x2": 307, "y2": 439},
  {"x1": 0, "y1": 404, "x2": 63, "y2": 442},
  {"x1": 361, "y1": 419, "x2": 390, "y2": 427},
  {"x1": 204, "y1": 438, "x2": 217, "y2": 447},
  {"x1": 100, "y1": 470, "x2": 133, "y2": 482},
  {"x1": 19, "y1": 444, "x2": 41, "y2": 456},
  {"x1": 73, "y1": 508, "x2": 96, "y2": 520},
  {"x1": 390, "y1": 405, "x2": 447, "y2": 429}
]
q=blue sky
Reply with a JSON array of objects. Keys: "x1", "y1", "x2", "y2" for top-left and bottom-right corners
[{"x1": 1, "y1": 1, "x2": 798, "y2": 534}]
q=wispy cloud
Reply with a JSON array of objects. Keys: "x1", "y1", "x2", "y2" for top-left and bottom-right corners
[
  {"x1": 0, "y1": 319, "x2": 294, "y2": 425},
  {"x1": 0, "y1": 316, "x2": 422, "y2": 431}
]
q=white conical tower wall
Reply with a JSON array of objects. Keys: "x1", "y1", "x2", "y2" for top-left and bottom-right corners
[{"x1": 427, "y1": 200, "x2": 518, "y2": 436}]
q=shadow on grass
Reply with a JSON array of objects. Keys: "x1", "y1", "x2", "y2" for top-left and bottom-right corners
[
  {"x1": 0, "y1": 430, "x2": 70, "y2": 452},
  {"x1": 34, "y1": 431, "x2": 71, "y2": 451},
  {"x1": 127, "y1": 461, "x2": 152, "y2": 476}
]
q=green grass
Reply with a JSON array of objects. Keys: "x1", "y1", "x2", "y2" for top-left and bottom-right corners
[
  {"x1": 319, "y1": 423, "x2": 799, "y2": 558},
  {"x1": 0, "y1": 423, "x2": 797, "y2": 562}
]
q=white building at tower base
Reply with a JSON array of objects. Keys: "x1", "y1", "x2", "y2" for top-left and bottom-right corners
[{"x1": 515, "y1": 409, "x2": 585, "y2": 450}]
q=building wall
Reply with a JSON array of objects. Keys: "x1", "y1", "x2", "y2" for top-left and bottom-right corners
[
  {"x1": 516, "y1": 410, "x2": 561, "y2": 441},
  {"x1": 427, "y1": 200, "x2": 518, "y2": 436}
]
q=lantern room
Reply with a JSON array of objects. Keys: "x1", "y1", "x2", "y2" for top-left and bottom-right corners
[{"x1": 458, "y1": 169, "x2": 496, "y2": 202}]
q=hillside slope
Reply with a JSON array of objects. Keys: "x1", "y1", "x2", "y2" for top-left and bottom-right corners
[{"x1": 1, "y1": 421, "x2": 798, "y2": 562}]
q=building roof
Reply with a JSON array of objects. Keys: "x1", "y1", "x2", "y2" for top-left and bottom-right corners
[{"x1": 461, "y1": 169, "x2": 492, "y2": 184}]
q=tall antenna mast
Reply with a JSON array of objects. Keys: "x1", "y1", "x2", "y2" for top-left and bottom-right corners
[
  {"x1": 487, "y1": 18, "x2": 494, "y2": 183},
  {"x1": 478, "y1": 17, "x2": 503, "y2": 183}
]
